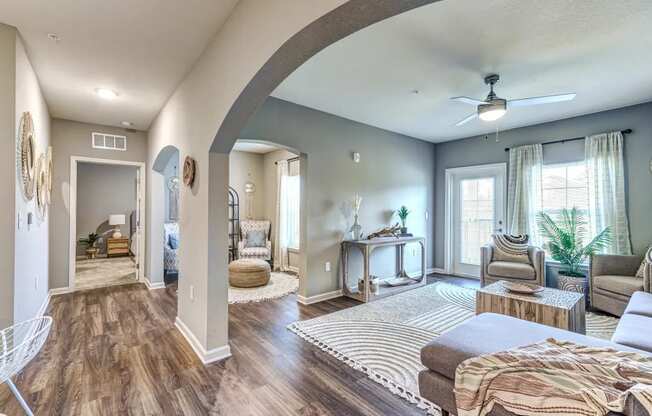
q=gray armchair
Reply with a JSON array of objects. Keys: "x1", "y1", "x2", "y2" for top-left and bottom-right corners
[
  {"x1": 480, "y1": 245, "x2": 546, "y2": 287},
  {"x1": 589, "y1": 254, "x2": 650, "y2": 317}
]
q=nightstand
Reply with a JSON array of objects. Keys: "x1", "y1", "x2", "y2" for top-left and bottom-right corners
[{"x1": 107, "y1": 237, "x2": 130, "y2": 257}]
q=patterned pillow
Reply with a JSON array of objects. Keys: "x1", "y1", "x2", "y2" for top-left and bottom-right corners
[
  {"x1": 492, "y1": 234, "x2": 531, "y2": 264},
  {"x1": 635, "y1": 246, "x2": 652, "y2": 278},
  {"x1": 245, "y1": 230, "x2": 266, "y2": 248}
]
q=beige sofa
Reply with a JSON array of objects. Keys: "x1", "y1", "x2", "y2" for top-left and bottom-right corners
[
  {"x1": 590, "y1": 254, "x2": 651, "y2": 317},
  {"x1": 480, "y1": 244, "x2": 546, "y2": 287}
]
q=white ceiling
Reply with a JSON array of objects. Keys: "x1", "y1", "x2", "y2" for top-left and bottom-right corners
[
  {"x1": 273, "y1": 0, "x2": 652, "y2": 142},
  {"x1": 232, "y1": 141, "x2": 280, "y2": 154},
  {"x1": 1, "y1": 0, "x2": 239, "y2": 130}
]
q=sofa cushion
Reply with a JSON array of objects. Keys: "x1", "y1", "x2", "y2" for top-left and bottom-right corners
[
  {"x1": 420, "y1": 313, "x2": 646, "y2": 381},
  {"x1": 594, "y1": 275, "x2": 644, "y2": 297},
  {"x1": 487, "y1": 261, "x2": 535, "y2": 279},
  {"x1": 635, "y1": 246, "x2": 652, "y2": 278},
  {"x1": 624, "y1": 291, "x2": 652, "y2": 318},
  {"x1": 612, "y1": 313, "x2": 652, "y2": 352},
  {"x1": 491, "y1": 234, "x2": 531, "y2": 264}
]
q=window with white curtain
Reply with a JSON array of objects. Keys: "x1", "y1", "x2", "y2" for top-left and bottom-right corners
[
  {"x1": 281, "y1": 174, "x2": 300, "y2": 250},
  {"x1": 541, "y1": 161, "x2": 591, "y2": 245}
]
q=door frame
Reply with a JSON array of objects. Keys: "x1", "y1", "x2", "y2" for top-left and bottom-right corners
[
  {"x1": 68, "y1": 156, "x2": 146, "y2": 291},
  {"x1": 444, "y1": 162, "x2": 506, "y2": 278}
]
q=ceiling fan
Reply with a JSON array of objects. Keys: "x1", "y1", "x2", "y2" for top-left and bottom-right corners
[{"x1": 451, "y1": 74, "x2": 576, "y2": 126}]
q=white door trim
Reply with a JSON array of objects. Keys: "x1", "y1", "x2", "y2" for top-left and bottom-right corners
[
  {"x1": 444, "y1": 162, "x2": 507, "y2": 276},
  {"x1": 68, "y1": 156, "x2": 147, "y2": 291}
]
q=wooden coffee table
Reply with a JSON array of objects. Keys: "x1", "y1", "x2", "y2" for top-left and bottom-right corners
[{"x1": 476, "y1": 281, "x2": 586, "y2": 334}]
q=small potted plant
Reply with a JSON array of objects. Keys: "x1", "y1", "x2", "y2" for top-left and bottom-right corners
[
  {"x1": 537, "y1": 208, "x2": 611, "y2": 302},
  {"x1": 79, "y1": 232, "x2": 100, "y2": 259},
  {"x1": 397, "y1": 206, "x2": 410, "y2": 235}
]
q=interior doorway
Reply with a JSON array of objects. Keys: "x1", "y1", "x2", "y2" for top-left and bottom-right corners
[
  {"x1": 68, "y1": 156, "x2": 146, "y2": 291},
  {"x1": 445, "y1": 163, "x2": 506, "y2": 278}
]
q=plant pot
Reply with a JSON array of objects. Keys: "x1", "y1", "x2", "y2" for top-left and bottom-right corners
[
  {"x1": 400, "y1": 227, "x2": 408, "y2": 235},
  {"x1": 86, "y1": 248, "x2": 99, "y2": 259},
  {"x1": 557, "y1": 271, "x2": 589, "y2": 307}
]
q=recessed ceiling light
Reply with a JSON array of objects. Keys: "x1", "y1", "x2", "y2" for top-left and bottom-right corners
[
  {"x1": 120, "y1": 121, "x2": 133, "y2": 127},
  {"x1": 47, "y1": 33, "x2": 60, "y2": 42},
  {"x1": 95, "y1": 88, "x2": 118, "y2": 100}
]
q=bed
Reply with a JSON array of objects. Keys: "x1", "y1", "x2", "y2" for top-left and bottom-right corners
[{"x1": 164, "y1": 222, "x2": 179, "y2": 283}]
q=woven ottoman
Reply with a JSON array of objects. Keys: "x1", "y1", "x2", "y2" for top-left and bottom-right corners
[{"x1": 229, "y1": 259, "x2": 271, "y2": 288}]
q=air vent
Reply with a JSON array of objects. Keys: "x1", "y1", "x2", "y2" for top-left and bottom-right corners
[{"x1": 92, "y1": 132, "x2": 127, "y2": 151}]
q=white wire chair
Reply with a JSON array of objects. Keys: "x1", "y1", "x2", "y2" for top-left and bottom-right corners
[{"x1": 1, "y1": 316, "x2": 53, "y2": 416}]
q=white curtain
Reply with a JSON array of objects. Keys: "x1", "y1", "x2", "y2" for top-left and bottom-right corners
[
  {"x1": 585, "y1": 132, "x2": 632, "y2": 255},
  {"x1": 507, "y1": 143, "x2": 543, "y2": 246},
  {"x1": 274, "y1": 160, "x2": 289, "y2": 271}
]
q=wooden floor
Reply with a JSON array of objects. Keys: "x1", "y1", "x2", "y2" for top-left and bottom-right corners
[{"x1": 1, "y1": 274, "x2": 476, "y2": 415}]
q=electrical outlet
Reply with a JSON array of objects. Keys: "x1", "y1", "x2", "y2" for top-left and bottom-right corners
[
  {"x1": 425, "y1": 210, "x2": 429, "y2": 221},
  {"x1": 325, "y1": 261, "x2": 331, "y2": 272},
  {"x1": 190, "y1": 285, "x2": 195, "y2": 301},
  {"x1": 411, "y1": 247, "x2": 417, "y2": 257},
  {"x1": 34, "y1": 276, "x2": 38, "y2": 290}
]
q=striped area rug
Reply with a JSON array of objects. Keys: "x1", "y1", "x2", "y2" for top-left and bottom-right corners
[{"x1": 288, "y1": 282, "x2": 619, "y2": 415}]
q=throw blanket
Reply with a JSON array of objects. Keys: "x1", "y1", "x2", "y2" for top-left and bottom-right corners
[{"x1": 455, "y1": 339, "x2": 652, "y2": 416}]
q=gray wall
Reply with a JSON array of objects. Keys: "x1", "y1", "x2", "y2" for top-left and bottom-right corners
[
  {"x1": 0, "y1": 24, "x2": 16, "y2": 328},
  {"x1": 433, "y1": 101, "x2": 652, "y2": 269},
  {"x1": 75, "y1": 163, "x2": 137, "y2": 256},
  {"x1": 240, "y1": 97, "x2": 436, "y2": 296},
  {"x1": 50, "y1": 119, "x2": 147, "y2": 289},
  {"x1": 229, "y1": 150, "x2": 265, "y2": 220}
]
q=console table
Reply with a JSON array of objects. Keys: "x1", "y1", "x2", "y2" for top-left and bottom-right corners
[{"x1": 341, "y1": 236, "x2": 426, "y2": 303}]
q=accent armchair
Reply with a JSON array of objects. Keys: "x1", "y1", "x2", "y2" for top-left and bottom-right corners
[
  {"x1": 480, "y1": 244, "x2": 546, "y2": 287},
  {"x1": 238, "y1": 220, "x2": 272, "y2": 262},
  {"x1": 589, "y1": 254, "x2": 651, "y2": 317}
]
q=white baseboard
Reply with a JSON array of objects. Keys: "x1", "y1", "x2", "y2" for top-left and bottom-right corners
[
  {"x1": 296, "y1": 289, "x2": 343, "y2": 305},
  {"x1": 49, "y1": 286, "x2": 74, "y2": 296},
  {"x1": 175, "y1": 317, "x2": 231, "y2": 365},
  {"x1": 36, "y1": 292, "x2": 51, "y2": 317},
  {"x1": 431, "y1": 267, "x2": 447, "y2": 274},
  {"x1": 144, "y1": 277, "x2": 165, "y2": 290}
]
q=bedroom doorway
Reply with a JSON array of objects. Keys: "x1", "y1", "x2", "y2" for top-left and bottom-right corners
[{"x1": 68, "y1": 157, "x2": 146, "y2": 291}]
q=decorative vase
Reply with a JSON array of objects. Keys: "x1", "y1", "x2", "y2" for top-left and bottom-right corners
[
  {"x1": 350, "y1": 214, "x2": 362, "y2": 240},
  {"x1": 400, "y1": 227, "x2": 408, "y2": 235}
]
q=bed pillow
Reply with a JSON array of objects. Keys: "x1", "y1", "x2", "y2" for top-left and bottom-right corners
[
  {"x1": 168, "y1": 234, "x2": 179, "y2": 250},
  {"x1": 636, "y1": 246, "x2": 652, "y2": 278},
  {"x1": 492, "y1": 234, "x2": 531, "y2": 264},
  {"x1": 245, "y1": 230, "x2": 266, "y2": 248}
]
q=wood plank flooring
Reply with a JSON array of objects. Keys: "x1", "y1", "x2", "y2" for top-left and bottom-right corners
[{"x1": 0, "y1": 275, "x2": 475, "y2": 415}]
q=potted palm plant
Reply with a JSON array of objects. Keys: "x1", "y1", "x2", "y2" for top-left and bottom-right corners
[
  {"x1": 79, "y1": 232, "x2": 100, "y2": 259},
  {"x1": 397, "y1": 206, "x2": 410, "y2": 235},
  {"x1": 537, "y1": 208, "x2": 611, "y2": 301}
]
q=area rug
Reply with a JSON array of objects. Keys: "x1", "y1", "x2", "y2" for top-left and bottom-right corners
[
  {"x1": 75, "y1": 257, "x2": 137, "y2": 290},
  {"x1": 288, "y1": 282, "x2": 619, "y2": 415},
  {"x1": 228, "y1": 272, "x2": 299, "y2": 304}
]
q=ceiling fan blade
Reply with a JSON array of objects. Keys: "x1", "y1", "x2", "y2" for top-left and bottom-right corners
[
  {"x1": 455, "y1": 112, "x2": 477, "y2": 126},
  {"x1": 450, "y1": 96, "x2": 486, "y2": 106},
  {"x1": 508, "y1": 93, "x2": 576, "y2": 107}
]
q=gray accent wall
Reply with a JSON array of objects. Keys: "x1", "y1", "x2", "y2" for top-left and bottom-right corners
[
  {"x1": 75, "y1": 163, "x2": 137, "y2": 256},
  {"x1": 240, "y1": 97, "x2": 436, "y2": 297},
  {"x1": 50, "y1": 119, "x2": 147, "y2": 289},
  {"x1": 433, "y1": 101, "x2": 652, "y2": 269},
  {"x1": 229, "y1": 150, "x2": 265, "y2": 220}
]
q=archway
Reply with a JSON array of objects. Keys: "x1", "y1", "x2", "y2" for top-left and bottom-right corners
[{"x1": 149, "y1": 145, "x2": 181, "y2": 288}]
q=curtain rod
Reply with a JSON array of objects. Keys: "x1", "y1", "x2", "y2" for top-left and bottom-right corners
[
  {"x1": 503, "y1": 129, "x2": 632, "y2": 152},
  {"x1": 274, "y1": 156, "x2": 300, "y2": 165}
]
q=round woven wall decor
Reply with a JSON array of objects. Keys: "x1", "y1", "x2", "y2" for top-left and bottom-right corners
[
  {"x1": 46, "y1": 146, "x2": 53, "y2": 204},
  {"x1": 35, "y1": 153, "x2": 47, "y2": 218},
  {"x1": 19, "y1": 112, "x2": 36, "y2": 200},
  {"x1": 183, "y1": 156, "x2": 196, "y2": 187}
]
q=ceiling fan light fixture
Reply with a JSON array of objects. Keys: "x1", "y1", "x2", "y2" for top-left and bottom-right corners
[{"x1": 478, "y1": 99, "x2": 507, "y2": 122}]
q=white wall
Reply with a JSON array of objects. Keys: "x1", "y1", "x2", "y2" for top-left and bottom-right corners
[
  {"x1": 147, "y1": 0, "x2": 347, "y2": 356},
  {"x1": 14, "y1": 34, "x2": 51, "y2": 324}
]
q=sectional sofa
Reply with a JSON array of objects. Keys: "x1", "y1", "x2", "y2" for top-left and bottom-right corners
[{"x1": 419, "y1": 291, "x2": 652, "y2": 416}]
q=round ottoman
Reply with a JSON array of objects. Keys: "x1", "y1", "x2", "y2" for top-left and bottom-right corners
[{"x1": 229, "y1": 259, "x2": 271, "y2": 288}]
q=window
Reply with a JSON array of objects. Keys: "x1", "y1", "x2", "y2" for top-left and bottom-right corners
[
  {"x1": 280, "y1": 174, "x2": 300, "y2": 250},
  {"x1": 541, "y1": 161, "x2": 590, "y2": 246}
]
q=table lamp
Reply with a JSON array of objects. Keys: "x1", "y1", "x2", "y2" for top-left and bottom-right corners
[{"x1": 109, "y1": 214, "x2": 126, "y2": 238}]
